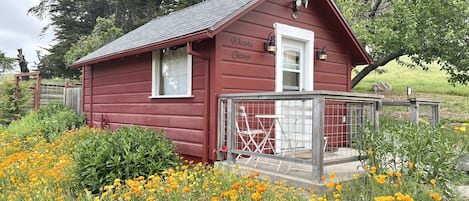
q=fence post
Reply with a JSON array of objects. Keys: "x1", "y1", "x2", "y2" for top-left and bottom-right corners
[
  {"x1": 311, "y1": 97, "x2": 324, "y2": 183},
  {"x1": 35, "y1": 73, "x2": 41, "y2": 111},
  {"x1": 410, "y1": 99, "x2": 419, "y2": 125},
  {"x1": 431, "y1": 104, "x2": 440, "y2": 126},
  {"x1": 374, "y1": 101, "x2": 381, "y2": 131},
  {"x1": 226, "y1": 99, "x2": 236, "y2": 165}
]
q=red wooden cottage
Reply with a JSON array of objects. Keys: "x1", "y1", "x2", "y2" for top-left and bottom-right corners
[{"x1": 72, "y1": 0, "x2": 371, "y2": 162}]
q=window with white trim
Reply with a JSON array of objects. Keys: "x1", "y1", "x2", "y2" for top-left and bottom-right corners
[{"x1": 151, "y1": 46, "x2": 192, "y2": 98}]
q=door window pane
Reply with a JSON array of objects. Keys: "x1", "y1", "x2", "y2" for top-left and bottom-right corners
[
  {"x1": 283, "y1": 50, "x2": 300, "y2": 70},
  {"x1": 282, "y1": 45, "x2": 302, "y2": 91},
  {"x1": 283, "y1": 71, "x2": 300, "y2": 91}
]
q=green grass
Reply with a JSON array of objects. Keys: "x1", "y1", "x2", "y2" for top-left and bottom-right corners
[{"x1": 352, "y1": 57, "x2": 469, "y2": 122}]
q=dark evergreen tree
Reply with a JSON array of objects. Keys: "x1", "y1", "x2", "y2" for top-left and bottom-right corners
[{"x1": 29, "y1": 0, "x2": 204, "y2": 78}]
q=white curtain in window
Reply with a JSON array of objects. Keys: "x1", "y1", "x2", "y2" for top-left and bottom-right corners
[{"x1": 160, "y1": 48, "x2": 188, "y2": 95}]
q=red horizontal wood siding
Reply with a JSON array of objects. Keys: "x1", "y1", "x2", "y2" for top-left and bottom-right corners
[
  {"x1": 208, "y1": 0, "x2": 356, "y2": 159},
  {"x1": 214, "y1": 0, "x2": 353, "y2": 94},
  {"x1": 83, "y1": 41, "x2": 212, "y2": 159}
]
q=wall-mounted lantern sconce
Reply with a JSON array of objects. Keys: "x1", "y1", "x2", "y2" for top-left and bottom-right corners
[
  {"x1": 264, "y1": 33, "x2": 276, "y2": 54},
  {"x1": 317, "y1": 47, "x2": 327, "y2": 61}
]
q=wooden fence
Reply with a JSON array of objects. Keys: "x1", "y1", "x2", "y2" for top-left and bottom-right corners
[
  {"x1": 40, "y1": 82, "x2": 82, "y2": 114},
  {"x1": 64, "y1": 88, "x2": 82, "y2": 114}
]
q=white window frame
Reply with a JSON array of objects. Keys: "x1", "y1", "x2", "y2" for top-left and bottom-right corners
[
  {"x1": 274, "y1": 23, "x2": 314, "y2": 92},
  {"x1": 282, "y1": 43, "x2": 304, "y2": 91},
  {"x1": 150, "y1": 47, "x2": 193, "y2": 98}
]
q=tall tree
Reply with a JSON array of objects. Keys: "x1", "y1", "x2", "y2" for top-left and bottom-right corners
[
  {"x1": 29, "y1": 0, "x2": 110, "y2": 78},
  {"x1": 335, "y1": 0, "x2": 469, "y2": 88},
  {"x1": 64, "y1": 16, "x2": 123, "y2": 65},
  {"x1": 29, "y1": 0, "x2": 204, "y2": 78}
]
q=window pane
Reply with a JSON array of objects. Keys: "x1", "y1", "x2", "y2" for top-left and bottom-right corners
[
  {"x1": 283, "y1": 71, "x2": 299, "y2": 91},
  {"x1": 160, "y1": 48, "x2": 188, "y2": 95},
  {"x1": 283, "y1": 49, "x2": 300, "y2": 70}
]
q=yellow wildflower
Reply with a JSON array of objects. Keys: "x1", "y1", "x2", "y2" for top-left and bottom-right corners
[
  {"x1": 335, "y1": 184, "x2": 343, "y2": 192},
  {"x1": 374, "y1": 175, "x2": 387, "y2": 184},
  {"x1": 370, "y1": 166, "x2": 377, "y2": 174},
  {"x1": 326, "y1": 182, "x2": 334, "y2": 189},
  {"x1": 256, "y1": 182, "x2": 266, "y2": 193},
  {"x1": 368, "y1": 150, "x2": 374, "y2": 156},
  {"x1": 409, "y1": 162, "x2": 414, "y2": 169},
  {"x1": 246, "y1": 181, "x2": 254, "y2": 189},
  {"x1": 329, "y1": 173, "x2": 336, "y2": 180},
  {"x1": 374, "y1": 196, "x2": 395, "y2": 201},
  {"x1": 395, "y1": 172, "x2": 402, "y2": 177},
  {"x1": 353, "y1": 173, "x2": 360, "y2": 180},
  {"x1": 430, "y1": 192, "x2": 442, "y2": 201},
  {"x1": 251, "y1": 192, "x2": 262, "y2": 201},
  {"x1": 231, "y1": 181, "x2": 242, "y2": 190},
  {"x1": 387, "y1": 170, "x2": 394, "y2": 177},
  {"x1": 430, "y1": 179, "x2": 436, "y2": 185}
]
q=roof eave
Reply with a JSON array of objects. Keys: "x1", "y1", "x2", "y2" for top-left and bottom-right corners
[
  {"x1": 71, "y1": 30, "x2": 213, "y2": 68},
  {"x1": 71, "y1": 0, "x2": 264, "y2": 68},
  {"x1": 207, "y1": 0, "x2": 266, "y2": 36}
]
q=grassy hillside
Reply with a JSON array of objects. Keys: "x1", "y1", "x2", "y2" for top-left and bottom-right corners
[{"x1": 352, "y1": 58, "x2": 469, "y2": 122}]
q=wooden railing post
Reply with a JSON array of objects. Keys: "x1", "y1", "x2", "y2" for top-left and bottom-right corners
[
  {"x1": 432, "y1": 104, "x2": 440, "y2": 126},
  {"x1": 34, "y1": 72, "x2": 41, "y2": 111},
  {"x1": 410, "y1": 99, "x2": 419, "y2": 125},
  {"x1": 311, "y1": 97, "x2": 324, "y2": 183},
  {"x1": 217, "y1": 99, "x2": 226, "y2": 161},
  {"x1": 226, "y1": 99, "x2": 236, "y2": 165}
]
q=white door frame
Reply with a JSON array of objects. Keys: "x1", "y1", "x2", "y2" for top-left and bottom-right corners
[{"x1": 273, "y1": 23, "x2": 315, "y2": 152}]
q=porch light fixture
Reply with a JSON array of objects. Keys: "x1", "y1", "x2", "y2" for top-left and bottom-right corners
[
  {"x1": 292, "y1": 0, "x2": 309, "y2": 19},
  {"x1": 317, "y1": 47, "x2": 327, "y2": 61},
  {"x1": 264, "y1": 32, "x2": 276, "y2": 54}
]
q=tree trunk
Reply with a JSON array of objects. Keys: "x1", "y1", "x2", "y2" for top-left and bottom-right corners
[{"x1": 351, "y1": 50, "x2": 405, "y2": 88}]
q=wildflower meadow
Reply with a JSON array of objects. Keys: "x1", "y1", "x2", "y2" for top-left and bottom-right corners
[{"x1": 0, "y1": 102, "x2": 468, "y2": 200}]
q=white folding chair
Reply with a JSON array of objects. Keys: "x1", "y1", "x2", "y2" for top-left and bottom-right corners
[{"x1": 235, "y1": 106, "x2": 265, "y2": 159}]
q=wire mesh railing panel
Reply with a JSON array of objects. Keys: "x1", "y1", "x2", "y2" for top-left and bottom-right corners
[
  {"x1": 381, "y1": 100, "x2": 440, "y2": 126},
  {"x1": 380, "y1": 105, "x2": 410, "y2": 122},
  {"x1": 418, "y1": 104, "x2": 436, "y2": 125},
  {"x1": 218, "y1": 91, "x2": 382, "y2": 172},
  {"x1": 323, "y1": 101, "x2": 374, "y2": 164}
]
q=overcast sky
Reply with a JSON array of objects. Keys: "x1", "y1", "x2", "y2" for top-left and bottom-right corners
[{"x1": 0, "y1": 0, "x2": 54, "y2": 68}]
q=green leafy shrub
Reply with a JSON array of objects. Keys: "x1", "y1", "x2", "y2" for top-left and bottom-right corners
[
  {"x1": 74, "y1": 126, "x2": 180, "y2": 192},
  {"x1": 0, "y1": 80, "x2": 32, "y2": 124},
  {"x1": 351, "y1": 121, "x2": 469, "y2": 199},
  {"x1": 7, "y1": 103, "x2": 85, "y2": 141}
]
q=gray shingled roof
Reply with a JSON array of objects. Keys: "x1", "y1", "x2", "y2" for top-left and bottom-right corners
[{"x1": 74, "y1": 0, "x2": 256, "y2": 65}]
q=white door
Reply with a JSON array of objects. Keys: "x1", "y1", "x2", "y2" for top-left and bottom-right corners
[{"x1": 274, "y1": 23, "x2": 314, "y2": 153}]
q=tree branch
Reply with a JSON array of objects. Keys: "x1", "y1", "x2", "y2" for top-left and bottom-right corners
[
  {"x1": 368, "y1": 0, "x2": 383, "y2": 18},
  {"x1": 351, "y1": 50, "x2": 405, "y2": 88}
]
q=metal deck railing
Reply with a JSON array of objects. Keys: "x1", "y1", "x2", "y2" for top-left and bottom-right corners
[
  {"x1": 217, "y1": 90, "x2": 383, "y2": 182},
  {"x1": 382, "y1": 98, "x2": 440, "y2": 126}
]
